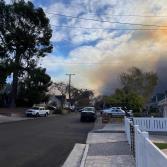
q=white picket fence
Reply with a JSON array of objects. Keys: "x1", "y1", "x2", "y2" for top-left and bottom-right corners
[
  {"x1": 124, "y1": 117, "x2": 167, "y2": 167},
  {"x1": 133, "y1": 117, "x2": 167, "y2": 132},
  {"x1": 124, "y1": 117, "x2": 132, "y2": 144},
  {"x1": 134, "y1": 125, "x2": 167, "y2": 167}
]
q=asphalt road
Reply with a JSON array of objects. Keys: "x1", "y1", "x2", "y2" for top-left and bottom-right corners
[{"x1": 0, "y1": 113, "x2": 94, "y2": 167}]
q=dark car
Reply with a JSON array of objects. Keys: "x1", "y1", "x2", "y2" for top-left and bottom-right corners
[{"x1": 80, "y1": 107, "x2": 96, "y2": 122}]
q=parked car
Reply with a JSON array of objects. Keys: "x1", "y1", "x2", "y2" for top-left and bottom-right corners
[
  {"x1": 80, "y1": 107, "x2": 96, "y2": 122},
  {"x1": 78, "y1": 108, "x2": 84, "y2": 112},
  {"x1": 125, "y1": 110, "x2": 133, "y2": 117},
  {"x1": 26, "y1": 106, "x2": 50, "y2": 117},
  {"x1": 102, "y1": 108, "x2": 125, "y2": 117}
]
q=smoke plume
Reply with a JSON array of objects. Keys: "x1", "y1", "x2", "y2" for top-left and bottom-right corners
[{"x1": 89, "y1": 28, "x2": 167, "y2": 95}]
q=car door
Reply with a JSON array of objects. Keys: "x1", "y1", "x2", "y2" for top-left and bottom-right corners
[
  {"x1": 42, "y1": 108, "x2": 46, "y2": 115},
  {"x1": 111, "y1": 109, "x2": 117, "y2": 115},
  {"x1": 117, "y1": 109, "x2": 124, "y2": 116},
  {"x1": 39, "y1": 108, "x2": 44, "y2": 115}
]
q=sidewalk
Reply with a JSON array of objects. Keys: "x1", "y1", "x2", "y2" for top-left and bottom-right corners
[
  {"x1": 84, "y1": 124, "x2": 135, "y2": 167},
  {"x1": 63, "y1": 118, "x2": 135, "y2": 167},
  {"x1": 0, "y1": 114, "x2": 29, "y2": 124}
]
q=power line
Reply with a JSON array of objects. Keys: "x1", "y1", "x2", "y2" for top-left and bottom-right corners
[
  {"x1": 49, "y1": 61, "x2": 148, "y2": 65},
  {"x1": 94, "y1": 14, "x2": 167, "y2": 18},
  {"x1": 51, "y1": 25, "x2": 167, "y2": 31},
  {"x1": 47, "y1": 12, "x2": 167, "y2": 28},
  {"x1": 46, "y1": 10, "x2": 167, "y2": 18}
]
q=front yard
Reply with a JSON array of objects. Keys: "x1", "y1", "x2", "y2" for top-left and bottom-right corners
[{"x1": 154, "y1": 143, "x2": 167, "y2": 150}]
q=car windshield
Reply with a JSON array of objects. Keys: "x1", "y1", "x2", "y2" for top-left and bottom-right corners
[
  {"x1": 32, "y1": 107, "x2": 39, "y2": 110},
  {"x1": 84, "y1": 108, "x2": 94, "y2": 111}
]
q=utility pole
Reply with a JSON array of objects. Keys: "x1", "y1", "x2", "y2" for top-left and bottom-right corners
[{"x1": 65, "y1": 74, "x2": 75, "y2": 105}]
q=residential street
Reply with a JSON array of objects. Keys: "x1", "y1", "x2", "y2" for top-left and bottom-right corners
[{"x1": 0, "y1": 113, "x2": 94, "y2": 167}]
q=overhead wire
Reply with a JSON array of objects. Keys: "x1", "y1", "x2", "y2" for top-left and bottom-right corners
[
  {"x1": 50, "y1": 25, "x2": 167, "y2": 31},
  {"x1": 46, "y1": 10, "x2": 167, "y2": 18},
  {"x1": 47, "y1": 12, "x2": 167, "y2": 28}
]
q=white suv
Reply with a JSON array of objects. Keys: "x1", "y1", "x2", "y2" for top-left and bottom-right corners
[
  {"x1": 102, "y1": 108, "x2": 125, "y2": 116},
  {"x1": 26, "y1": 106, "x2": 50, "y2": 117}
]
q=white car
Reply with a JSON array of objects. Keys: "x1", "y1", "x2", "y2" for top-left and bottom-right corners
[
  {"x1": 26, "y1": 106, "x2": 50, "y2": 117},
  {"x1": 102, "y1": 108, "x2": 125, "y2": 117}
]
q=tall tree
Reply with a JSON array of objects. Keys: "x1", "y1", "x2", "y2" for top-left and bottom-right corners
[
  {"x1": 104, "y1": 89, "x2": 144, "y2": 112},
  {"x1": 0, "y1": 0, "x2": 52, "y2": 107},
  {"x1": 120, "y1": 67, "x2": 158, "y2": 103},
  {"x1": 70, "y1": 87, "x2": 94, "y2": 107},
  {"x1": 17, "y1": 67, "x2": 51, "y2": 106},
  {"x1": 0, "y1": 63, "x2": 10, "y2": 90}
]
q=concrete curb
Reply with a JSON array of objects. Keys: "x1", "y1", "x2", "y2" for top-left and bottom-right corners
[
  {"x1": 62, "y1": 143, "x2": 86, "y2": 167},
  {"x1": 80, "y1": 144, "x2": 89, "y2": 167},
  {"x1": 93, "y1": 130, "x2": 124, "y2": 133}
]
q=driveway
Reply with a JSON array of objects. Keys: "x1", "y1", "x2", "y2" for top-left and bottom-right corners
[{"x1": 0, "y1": 113, "x2": 94, "y2": 167}]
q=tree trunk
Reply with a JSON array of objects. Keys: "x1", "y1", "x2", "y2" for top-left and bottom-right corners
[
  {"x1": 10, "y1": 52, "x2": 20, "y2": 108},
  {"x1": 11, "y1": 70, "x2": 19, "y2": 108}
]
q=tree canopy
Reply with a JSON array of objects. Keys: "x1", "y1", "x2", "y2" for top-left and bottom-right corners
[
  {"x1": 120, "y1": 67, "x2": 158, "y2": 98},
  {"x1": 0, "y1": 0, "x2": 52, "y2": 106},
  {"x1": 102, "y1": 67, "x2": 158, "y2": 112},
  {"x1": 49, "y1": 82, "x2": 94, "y2": 107},
  {"x1": 17, "y1": 68, "x2": 51, "y2": 106},
  {"x1": 120, "y1": 67, "x2": 158, "y2": 103}
]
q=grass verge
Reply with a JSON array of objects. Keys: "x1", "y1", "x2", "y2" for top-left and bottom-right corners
[{"x1": 154, "y1": 143, "x2": 167, "y2": 150}]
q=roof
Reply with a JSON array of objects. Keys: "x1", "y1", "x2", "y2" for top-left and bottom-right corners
[
  {"x1": 158, "y1": 98, "x2": 167, "y2": 106},
  {"x1": 151, "y1": 93, "x2": 166, "y2": 103}
]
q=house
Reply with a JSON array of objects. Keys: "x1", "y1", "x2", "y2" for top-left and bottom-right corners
[
  {"x1": 158, "y1": 96, "x2": 167, "y2": 117},
  {"x1": 148, "y1": 93, "x2": 165, "y2": 110},
  {"x1": 48, "y1": 95, "x2": 66, "y2": 109},
  {"x1": 148, "y1": 92, "x2": 167, "y2": 117}
]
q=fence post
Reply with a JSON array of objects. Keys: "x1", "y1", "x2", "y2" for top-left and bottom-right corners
[
  {"x1": 124, "y1": 116, "x2": 127, "y2": 134},
  {"x1": 134, "y1": 125, "x2": 139, "y2": 167},
  {"x1": 142, "y1": 132, "x2": 149, "y2": 167},
  {"x1": 128, "y1": 120, "x2": 131, "y2": 145},
  {"x1": 130, "y1": 122, "x2": 135, "y2": 157},
  {"x1": 124, "y1": 117, "x2": 131, "y2": 145}
]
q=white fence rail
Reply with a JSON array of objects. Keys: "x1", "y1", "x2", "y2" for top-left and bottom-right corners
[
  {"x1": 133, "y1": 118, "x2": 167, "y2": 132},
  {"x1": 124, "y1": 117, "x2": 167, "y2": 167},
  {"x1": 134, "y1": 125, "x2": 167, "y2": 167}
]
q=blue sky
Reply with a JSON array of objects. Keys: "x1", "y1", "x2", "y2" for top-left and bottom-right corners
[
  {"x1": 36, "y1": 0, "x2": 167, "y2": 94},
  {"x1": 5, "y1": 0, "x2": 167, "y2": 94}
]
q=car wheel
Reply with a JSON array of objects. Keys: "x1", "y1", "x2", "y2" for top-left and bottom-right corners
[
  {"x1": 36, "y1": 113, "x2": 39, "y2": 117},
  {"x1": 80, "y1": 117, "x2": 84, "y2": 122}
]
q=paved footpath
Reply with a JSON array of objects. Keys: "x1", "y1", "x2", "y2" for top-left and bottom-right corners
[
  {"x1": 63, "y1": 117, "x2": 135, "y2": 167},
  {"x1": 63, "y1": 123, "x2": 135, "y2": 167},
  {"x1": 83, "y1": 123, "x2": 135, "y2": 167},
  {"x1": 0, "y1": 114, "x2": 29, "y2": 123}
]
